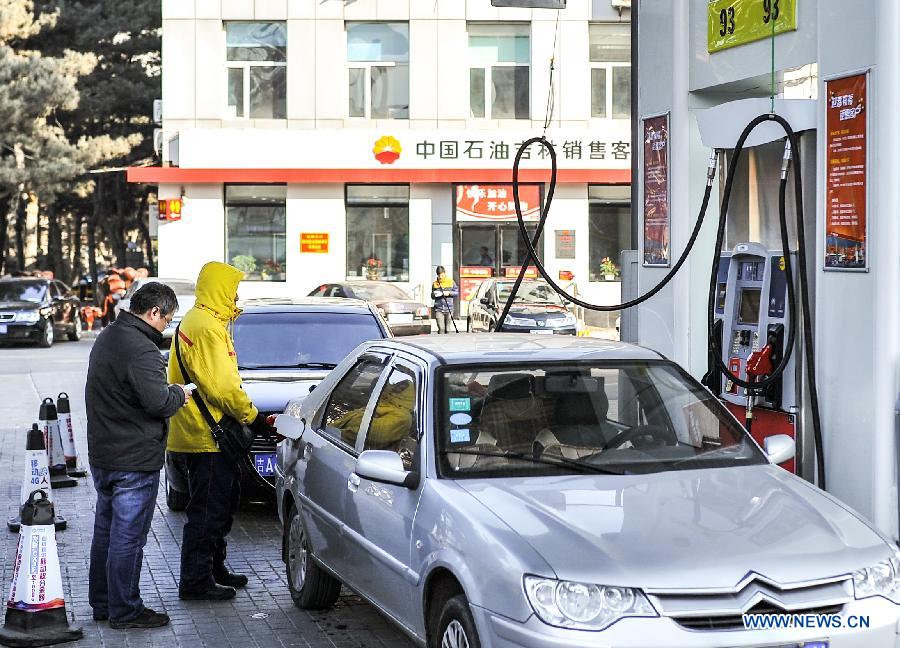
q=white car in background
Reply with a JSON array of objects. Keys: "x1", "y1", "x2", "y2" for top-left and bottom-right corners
[{"x1": 117, "y1": 277, "x2": 196, "y2": 342}]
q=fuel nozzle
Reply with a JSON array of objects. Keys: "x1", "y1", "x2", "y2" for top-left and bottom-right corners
[{"x1": 746, "y1": 344, "x2": 775, "y2": 378}]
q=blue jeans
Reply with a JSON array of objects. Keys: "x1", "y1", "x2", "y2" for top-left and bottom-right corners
[{"x1": 89, "y1": 467, "x2": 160, "y2": 622}]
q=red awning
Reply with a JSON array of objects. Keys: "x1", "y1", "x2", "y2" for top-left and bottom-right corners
[{"x1": 126, "y1": 167, "x2": 630, "y2": 185}]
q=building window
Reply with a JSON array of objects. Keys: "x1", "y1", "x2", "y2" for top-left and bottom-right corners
[
  {"x1": 225, "y1": 185, "x2": 287, "y2": 281},
  {"x1": 226, "y1": 22, "x2": 287, "y2": 119},
  {"x1": 468, "y1": 24, "x2": 530, "y2": 119},
  {"x1": 346, "y1": 185, "x2": 409, "y2": 282},
  {"x1": 347, "y1": 23, "x2": 409, "y2": 119},
  {"x1": 588, "y1": 185, "x2": 631, "y2": 281},
  {"x1": 590, "y1": 23, "x2": 630, "y2": 119}
]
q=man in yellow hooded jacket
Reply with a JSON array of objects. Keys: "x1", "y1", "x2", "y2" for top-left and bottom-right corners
[{"x1": 167, "y1": 261, "x2": 275, "y2": 600}]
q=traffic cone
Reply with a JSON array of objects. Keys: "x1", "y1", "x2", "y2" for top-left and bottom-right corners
[
  {"x1": 54, "y1": 395, "x2": 85, "y2": 478},
  {"x1": 7, "y1": 425, "x2": 66, "y2": 533},
  {"x1": 0, "y1": 490, "x2": 82, "y2": 647},
  {"x1": 37, "y1": 400, "x2": 75, "y2": 490}
]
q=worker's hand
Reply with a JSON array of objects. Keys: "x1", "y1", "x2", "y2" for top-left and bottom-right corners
[
  {"x1": 250, "y1": 412, "x2": 284, "y2": 442},
  {"x1": 177, "y1": 384, "x2": 192, "y2": 404}
]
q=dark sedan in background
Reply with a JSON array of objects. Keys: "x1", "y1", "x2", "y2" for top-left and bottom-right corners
[
  {"x1": 164, "y1": 297, "x2": 391, "y2": 509},
  {"x1": 467, "y1": 278, "x2": 579, "y2": 335},
  {"x1": 308, "y1": 281, "x2": 430, "y2": 335},
  {"x1": 0, "y1": 277, "x2": 83, "y2": 347}
]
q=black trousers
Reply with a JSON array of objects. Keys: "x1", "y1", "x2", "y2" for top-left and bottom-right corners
[{"x1": 177, "y1": 452, "x2": 241, "y2": 591}]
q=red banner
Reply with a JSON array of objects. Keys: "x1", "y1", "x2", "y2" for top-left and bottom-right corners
[
  {"x1": 643, "y1": 115, "x2": 670, "y2": 267},
  {"x1": 456, "y1": 184, "x2": 541, "y2": 221},
  {"x1": 825, "y1": 73, "x2": 867, "y2": 270}
]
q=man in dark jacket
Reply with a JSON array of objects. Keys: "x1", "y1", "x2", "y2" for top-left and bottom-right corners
[{"x1": 86, "y1": 282, "x2": 190, "y2": 629}]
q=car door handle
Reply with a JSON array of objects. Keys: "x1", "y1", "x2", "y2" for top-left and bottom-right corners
[{"x1": 347, "y1": 473, "x2": 360, "y2": 492}]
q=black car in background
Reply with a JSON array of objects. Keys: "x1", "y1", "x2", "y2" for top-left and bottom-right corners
[
  {"x1": 0, "y1": 277, "x2": 83, "y2": 347},
  {"x1": 467, "y1": 278, "x2": 578, "y2": 335},
  {"x1": 164, "y1": 297, "x2": 391, "y2": 510},
  {"x1": 308, "y1": 281, "x2": 431, "y2": 335}
]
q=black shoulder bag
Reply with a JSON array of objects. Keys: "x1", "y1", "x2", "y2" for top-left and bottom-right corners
[{"x1": 174, "y1": 326, "x2": 254, "y2": 465}]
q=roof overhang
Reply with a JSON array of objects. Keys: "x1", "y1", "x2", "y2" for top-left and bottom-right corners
[{"x1": 126, "y1": 167, "x2": 631, "y2": 185}]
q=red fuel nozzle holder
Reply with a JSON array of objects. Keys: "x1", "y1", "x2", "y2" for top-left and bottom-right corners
[{"x1": 746, "y1": 344, "x2": 774, "y2": 378}]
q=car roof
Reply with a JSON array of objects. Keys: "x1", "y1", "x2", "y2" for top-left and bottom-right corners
[
  {"x1": 368, "y1": 333, "x2": 665, "y2": 365},
  {"x1": 137, "y1": 277, "x2": 194, "y2": 284},
  {"x1": 0, "y1": 276, "x2": 48, "y2": 285},
  {"x1": 238, "y1": 296, "x2": 376, "y2": 314}
]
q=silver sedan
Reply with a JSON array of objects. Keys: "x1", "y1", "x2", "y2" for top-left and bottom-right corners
[{"x1": 275, "y1": 334, "x2": 900, "y2": 648}]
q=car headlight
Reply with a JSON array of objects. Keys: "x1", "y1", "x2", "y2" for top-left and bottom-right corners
[
  {"x1": 550, "y1": 313, "x2": 577, "y2": 327},
  {"x1": 524, "y1": 576, "x2": 657, "y2": 631},
  {"x1": 853, "y1": 551, "x2": 900, "y2": 602},
  {"x1": 505, "y1": 316, "x2": 536, "y2": 327},
  {"x1": 16, "y1": 311, "x2": 40, "y2": 323}
]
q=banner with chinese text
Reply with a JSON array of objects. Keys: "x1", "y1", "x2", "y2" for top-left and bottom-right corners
[
  {"x1": 643, "y1": 115, "x2": 670, "y2": 267},
  {"x1": 825, "y1": 73, "x2": 867, "y2": 271},
  {"x1": 455, "y1": 184, "x2": 542, "y2": 221}
]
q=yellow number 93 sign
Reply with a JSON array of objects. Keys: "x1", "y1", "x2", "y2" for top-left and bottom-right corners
[{"x1": 708, "y1": 0, "x2": 798, "y2": 54}]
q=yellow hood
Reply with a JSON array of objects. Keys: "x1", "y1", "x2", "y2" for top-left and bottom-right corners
[{"x1": 195, "y1": 262, "x2": 244, "y2": 321}]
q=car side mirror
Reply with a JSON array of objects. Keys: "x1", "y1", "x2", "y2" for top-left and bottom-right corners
[
  {"x1": 764, "y1": 434, "x2": 795, "y2": 465},
  {"x1": 480, "y1": 297, "x2": 490, "y2": 306},
  {"x1": 355, "y1": 450, "x2": 416, "y2": 488}
]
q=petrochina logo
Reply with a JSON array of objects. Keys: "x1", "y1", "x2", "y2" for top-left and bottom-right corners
[{"x1": 373, "y1": 136, "x2": 402, "y2": 164}]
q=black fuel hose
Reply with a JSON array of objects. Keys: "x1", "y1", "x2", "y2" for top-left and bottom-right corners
[
  {"x1": 502, "y1": 116, "x2": 825, "y2": 489},
  {"x1": 496, "y1": 138, "x2": 718, "y2": 329}
]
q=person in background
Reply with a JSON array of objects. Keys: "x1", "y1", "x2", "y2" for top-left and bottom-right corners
[
  {"x1": 85, "y1": 282, "x2": 190, "y2": 629},
  {"x1": 431, "y1": 266, "x2": 458, "y2": 334},
  {"x1": 167, "y1": 261, "x2": 276, "y2": 601},
  {"x1": 100, "y1": 271, "x2": 126, "y2": 327},
  {"x1": 478, "y1": 246, "x2": 494, "y2": 266}
]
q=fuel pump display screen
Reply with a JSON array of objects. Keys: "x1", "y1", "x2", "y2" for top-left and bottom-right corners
[{"x1": 738, "y1": 288, "x2": 761, "y2": 324}]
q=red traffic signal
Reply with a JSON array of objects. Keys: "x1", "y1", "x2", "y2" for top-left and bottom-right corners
[{"x1": 158, "y1": 198, "x2": 183, "y2": 221}]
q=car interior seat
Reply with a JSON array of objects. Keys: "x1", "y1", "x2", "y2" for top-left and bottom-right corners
[{"x1": 536, "y1": 389, "x2": 617, "y2": 461}]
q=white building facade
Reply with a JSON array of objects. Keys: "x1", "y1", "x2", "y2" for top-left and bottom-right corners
[{"x1": 135, "y1": 0, "x2": 632, "y2": 315}]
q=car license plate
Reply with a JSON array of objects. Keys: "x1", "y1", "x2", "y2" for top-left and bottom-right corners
[
  {"x1": 529, "y1": 329, "x2": 553, "y2": 335},
  {"x1": 388, "y1": 313, "x2": 414, "y2": 324},
  {"x1": 253, "y1": 453, "x2": 277, "y2": 477},
  {"x1": 0, "y1": 324, "x2": 6, "y2": 334}
]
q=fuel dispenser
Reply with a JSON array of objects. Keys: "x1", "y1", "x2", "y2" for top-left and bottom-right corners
[{"x1": 708, "y1": 243, "x2": 798, "y2": 472}]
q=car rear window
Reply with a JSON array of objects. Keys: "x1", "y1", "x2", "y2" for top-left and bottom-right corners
[
  {"x1": 349, "y1": 283, "x2": 410, "y2": 301},
  {"x1": 233, "y1": 311, "x2": 385, "y2": 369}
]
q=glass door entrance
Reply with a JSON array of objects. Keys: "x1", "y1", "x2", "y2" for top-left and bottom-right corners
[{"x1": 457, "y1": 223, "x2": 541, "y2": 315}]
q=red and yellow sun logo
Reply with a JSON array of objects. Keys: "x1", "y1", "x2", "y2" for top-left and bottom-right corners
[{"x1": 373, "y1": 136, "x2": 402, "y2": 164}]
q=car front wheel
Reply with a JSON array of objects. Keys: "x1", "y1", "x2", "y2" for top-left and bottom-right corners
[
  {"x1": 285, "y1": 503, "x2": 340, "y2": 609},
  {"x1": 67, "y1": 312, "x2": 82, "y2": 341},
  {"x1": 432, "y1": 594, "x2": 481, "y2": 648},
  {"x1": 38, "y1": 319, "x2": 54, "y2": 348}
]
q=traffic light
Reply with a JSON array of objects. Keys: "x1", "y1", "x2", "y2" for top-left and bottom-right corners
[{"x1": 158, "y1": 198, "x2": 183, "y2": 221}]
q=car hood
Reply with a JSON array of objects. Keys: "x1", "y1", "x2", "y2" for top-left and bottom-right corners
[
  {"x1": 0, "y1": 301, "x2": 42, "y2": 311},
  {"x1": 456, "y1": 465, "x2": 890, "y2": 590},
  {"x1": 240, "y1": 370, "x2": 330, "y2": 414},
  {"x1": 509, "y1": 304, "x2": 569, "y2": 318}
]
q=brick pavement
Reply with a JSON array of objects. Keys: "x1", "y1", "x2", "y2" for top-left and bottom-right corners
[{"x1": 0, "y1": 340, "x2": 414, "y2": 648}]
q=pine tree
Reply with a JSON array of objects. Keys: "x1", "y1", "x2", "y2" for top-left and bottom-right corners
[{"x1": 0, "y1": 0, "x2": 92, "y2": 274}]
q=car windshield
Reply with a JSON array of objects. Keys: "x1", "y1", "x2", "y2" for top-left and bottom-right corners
[
  {"x1": 438, "y1": 361, "x2": 765, "y2": 478},
  {"x1": 496, "y1": 282, "x2": 564, "y2": 305},
  {"x1": 350, "y1": 283, "x2": 409, "y2": 301},
  {"x1": 233, "y1": 311, "x2": 384, "y2": 369},
  {"x1": 0, "y1": 282, "x2": 46, "y2": 303}
]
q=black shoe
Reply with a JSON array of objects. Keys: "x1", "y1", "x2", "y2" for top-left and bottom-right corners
[
  {"x1": 179, "y1": 584, "x2": 236, "y2": 601},
  {"x1": 213, "y1": 568, "x2": 248, "y2": 588},
  {"x1": 92, "y1": 610, "x2": 108, "y2": 621},
  {"x1": 110, "y1": 608, "x2": 170, "y2": 629}
]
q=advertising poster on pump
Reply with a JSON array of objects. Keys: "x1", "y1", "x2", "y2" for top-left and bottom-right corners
[
  {"x1": 643, "y1": 114, "x2": 670, "y2": 267},
  {"x1": 825, "y1": 72, "x2": 868, "y2": 271}
]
